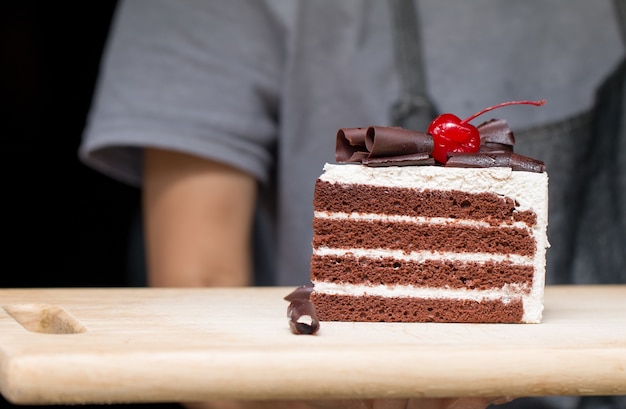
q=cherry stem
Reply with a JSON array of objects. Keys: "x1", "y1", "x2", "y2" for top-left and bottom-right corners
[{"x1": 461, "y1": 100, "x2": 546, "y2": 125}]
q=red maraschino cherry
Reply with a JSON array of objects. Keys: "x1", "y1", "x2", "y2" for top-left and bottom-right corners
[{"x1": 427, "y1": 100, "x2": 546, "y2": 164}]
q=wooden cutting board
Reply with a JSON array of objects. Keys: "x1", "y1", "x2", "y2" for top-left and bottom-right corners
[{"x1": 1, "y1": 285, "x2": 625, "y2": 404}]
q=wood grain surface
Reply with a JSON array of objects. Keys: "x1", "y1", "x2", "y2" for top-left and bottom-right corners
[{"x1": 0, "y1": 285, "x2": 625, "y2": 404}]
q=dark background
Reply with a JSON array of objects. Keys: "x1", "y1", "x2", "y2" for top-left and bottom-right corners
[
  {"x1": 1, "y1": 2, "x2": 162, "y2": 408},
  {"x1": 2, "y1": 1, "x2": 143, "y2": 289}
]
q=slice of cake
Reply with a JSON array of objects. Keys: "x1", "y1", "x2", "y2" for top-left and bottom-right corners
[
  {"x1": 310, "y1": 164, "x2": 548, "y2": 323},
  {"x1": 309, "y1": 101, "x2": 549, "y2": 324}
]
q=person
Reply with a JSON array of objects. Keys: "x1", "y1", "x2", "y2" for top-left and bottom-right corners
[{"x1": 79, "y1": 1, "x2": 626, "y2": 408}]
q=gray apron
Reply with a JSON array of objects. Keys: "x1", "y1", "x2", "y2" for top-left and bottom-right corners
[{"x1": 391, "y1": 1, "x2": 626, "y2": 407}]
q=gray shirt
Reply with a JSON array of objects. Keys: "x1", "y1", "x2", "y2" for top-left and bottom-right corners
[{"x1": 80, "y1": 0, "x2": 625, "y2": 287}]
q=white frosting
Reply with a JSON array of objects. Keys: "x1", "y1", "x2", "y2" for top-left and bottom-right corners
[
  {"x1": 314, "y1": 211, "x2": 532, "y2": 230},
  {"x1": 313, "y1": 281, "x2": 528, "y2": 302},
  {"x1": 314, "y1": 164, "x2": 550, "y2": 323},
  {"x1": 313, "y1": 246, "x2": 534, "y2": 265}
]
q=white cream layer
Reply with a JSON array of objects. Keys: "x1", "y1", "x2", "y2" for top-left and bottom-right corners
[
  {"x1": 314, "y1": 211, "x2": 532, "y2": 230},
  {"x1": 313, "y1": 246, "x2": 534, "y2": 265}
]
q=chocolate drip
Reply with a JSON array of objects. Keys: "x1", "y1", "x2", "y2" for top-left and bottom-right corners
[{"x1": 334, "y1": 120, "x2": 545, "y2": 172}]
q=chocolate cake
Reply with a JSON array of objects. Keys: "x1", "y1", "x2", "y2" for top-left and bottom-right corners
[{"x1": 309, "y1": 104, "x2": 549, "y2": 324}]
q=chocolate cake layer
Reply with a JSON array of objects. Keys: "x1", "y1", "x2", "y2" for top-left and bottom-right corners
[
  {"x1": 310, "y1": 254, "x2": 533, "y2": 292},
  {"x1": 314, "y1": 180, "x2": 537, "y2": 227},
  {"x1": 310, "y1": 293, "x2": 524, "y2": 323},
  {"x1": 313, "y1": 218, "x2": 536, "y2": 257}
]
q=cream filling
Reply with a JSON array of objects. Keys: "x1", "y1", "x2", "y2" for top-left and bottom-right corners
[
  {"x1": 313, "y1": 281, "x2": 527, "y2": 301},
  {"x1": 314, "y1": 211, "x2": 532, "y2": 230},
  {"x1": 313, "y1": 246, "x2": 534, "y2": 265}
]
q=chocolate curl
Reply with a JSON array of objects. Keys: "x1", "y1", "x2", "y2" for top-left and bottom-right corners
[
  {"x1": 478, "y1": 119, "x2": 515, "y2": 153},
  {"x1": 365, "y1": 126, "x2": 434, "y2": 158},
  {"x1": 287, "y1": 299, "x2": 320, "y2": 335},
  {"x1": 478, "y1": 119, "x2": 516, "y2": 145},
  {"x1": 509, "y1": 153, "x2": 547, "y2": 173},
  {"x1": 446, "y1": 152, "x2": 546, "y2": 173},
  {"x1": 363, "y1": 153, "x2": 434, "y2": 167},
  {"x1": 284, "y1": 284, "x2": 319, "y2": 335},
  {"x1": 284, "y1": 284, "x2": 313, "y2": 302},
  {"x1": 336, "y1": 126, "x2": 433, "y2": 165},
  {"x1": 336, "y1": 127, "x2": 369, "y2": 162}
]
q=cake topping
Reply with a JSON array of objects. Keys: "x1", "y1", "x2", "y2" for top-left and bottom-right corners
[
  {"x1": 446, "y1": 152, "x2": 546, "y2": 172},
  {"x1": 428, "y1": 100, "x2": 545, "y2": 164},
  {"x1": 477, "y1": 118, "x2": 515, "y2": 150},
  {"x1": 335, "y1": 100, "x2": 546, "y2": 172},
  {"x1": 284, "y1": 284, "x2": 314, "y2": 302},
  {"x1": 336, "y1": 126, "x2": 434, "y2": 166},
  {"x1": 446, "y1": 118, "x2": 546, "y2": 172},
  {"x1": 284, "y1": 285, "x2": 319, "y2": 335}
]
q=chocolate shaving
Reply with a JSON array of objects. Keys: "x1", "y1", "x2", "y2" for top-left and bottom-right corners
[
  {"x1": 284, "y1": 284, "x2": 313, "y2": 302},
  {"x1": 335, "y1": 127, "x2": 369, "y2": 162},
  {"x1": 287, "y1": 299, "x2": 320, "y2": 335},
  {"x1": 284, "y1": 285, "x2": 319, "y2": 335},
  {"x1": 509, "y1": 153, "x2": 547, "y2": 173},
  {"x1": 365, "y1": 126, "x2": 433, "y2": 158},
  {"x1": 446, "y1": 152, "x2": 546, "y2": 173},
  {"x1": 477, "y1": 119, "x2": 515, "y2": 153},
  {"x1": 477, "y1": 119, "x2": 515, "y2": 146},
  {"x1": 479, "y1": 142, "x2": 512, "y2": 154},
  {"x1": 336, "y1": 126, "x2": 433, "y2": 165},
  {"x1": 363, "y1": 153, "x2": 434, "y2": 167}
]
